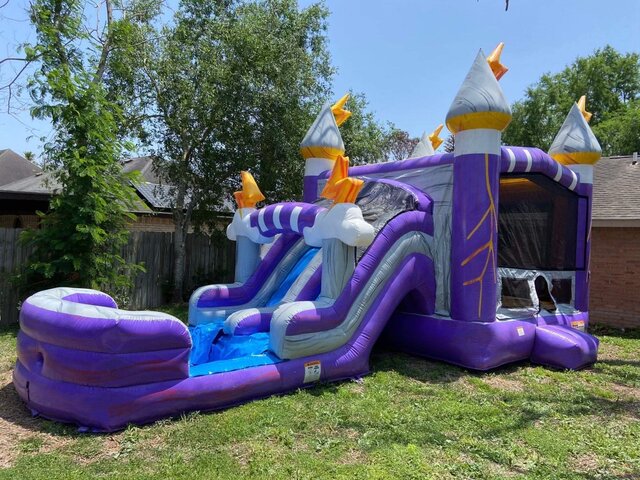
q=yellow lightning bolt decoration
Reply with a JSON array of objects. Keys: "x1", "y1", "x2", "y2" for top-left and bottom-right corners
[
  {"x1": 331, "y1": 93, "x2": 352, "y2": 127},
  {"x1": 487, "y1": 42, "x2": 508, "y2": 81},
  {"x1": 233, "y1": 171, "x2": 265, "y2": 209},
  {"x1": 320, "y1": 155, "x2": 363, "y2": 204},
  {"x1": 428, "y1": 124, "x2": 444, "y2": 151},
  {"x1": 577, "y1": 95, "x2": 593, "y2": 123}
]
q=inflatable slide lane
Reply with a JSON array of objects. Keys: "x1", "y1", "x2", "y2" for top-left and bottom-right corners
[{"x1": 14, "y1": 45, "x2": 600, "y2": 431}]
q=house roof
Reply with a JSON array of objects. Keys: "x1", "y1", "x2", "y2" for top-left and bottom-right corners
[
  {"x1": 0, "y1": 149, "x2": 42, "y2": 187},
  {"x1": 135, "y1": 182, "x2": 174, "y2": 209},
  {"x1": 0, "y1": 171, "x2": 55, "y2": 195},
  {"x1": 592, "y1": 155, "x2": 640, "y2": 221},
  {"x1": 0, "y1": 156, "x2": 161, "y2": 213},
  {"x1": 122, "y1": 156, "x2": 161, "y2": 183}
]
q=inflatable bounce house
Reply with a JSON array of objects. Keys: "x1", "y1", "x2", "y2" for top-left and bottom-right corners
[{"x1": 13, "y1": 45, "x2": 601, "y2": 431}]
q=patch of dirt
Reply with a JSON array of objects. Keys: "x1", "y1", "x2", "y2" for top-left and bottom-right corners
[
  {"x1": 341, "y1": 428, "x2": 360, "y2": 440},
  {"x1": 608, "y1": 383, "x2": 640, "y2": 401},
  {"x1": 348, "y1": 379, "x2": 366, "y2": 395},
  {"x1": 597, "y1": 343, "x2": 626, "y2": 362},
  {"x1": 227, "y1": 441, "x2": 254, "y2": 468},
  {"x1": 71, "y1": 434, "x2": 124, "y2": 466},
  {"x1": 0, "y1": 370, "x2": 70, "y2": 468},
  {"x1": 450, "y1": 377, "x2": 476, "y2": 393},
  {"x1": 338, "y1": 447, "x2": 368, "y2": 465},
  {"x1": 569, "y1": 452, "x2": 600, "y2": 474},
  {"x1": 482, "y1": 375, "x2": 525, "y2": 392}
]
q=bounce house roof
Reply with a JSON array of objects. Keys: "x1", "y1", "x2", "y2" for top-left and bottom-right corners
[
  {"x1": 446, "y1": 49, "x2": 511, "y2": 133},
  {"x1": 549, "y1": 103, "x2": 602, "y2": 165},
  {"x1": 300, "y1": 102, "x2": 345, "y2": 158}
]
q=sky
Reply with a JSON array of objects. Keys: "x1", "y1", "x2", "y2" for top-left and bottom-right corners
[{"x1": 1, "y1": 0, "x2": 639, "y2": 159}]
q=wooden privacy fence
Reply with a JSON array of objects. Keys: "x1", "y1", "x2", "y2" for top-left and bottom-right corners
[{"x1": 0, "y1": 228, "x2": 236, "y2": 326}]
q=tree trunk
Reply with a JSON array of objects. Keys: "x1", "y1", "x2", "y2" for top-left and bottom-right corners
[
  {"x1": 171, "y1": 214, "x2": 187, "y2": 303},
  {"x1": 171, "y1": 167, "x2": 190, "y2": 303}
]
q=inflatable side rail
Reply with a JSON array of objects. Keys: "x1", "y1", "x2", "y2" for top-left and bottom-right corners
[
  {"x1": 17, "y1": 288, "x2": 191, "y2": 388},
  {"x1": 223, "y1": 258, "x2": 323, "y2": 336},
  {"x1": 250, "y1": 202, "x2": 326, "y2": 238},
  {"x1": 192, "y1": 233, "x2": 300, "y2": 309},
  {"x1": 500, "y1": 146, "x2": 589, "y2": 194}
]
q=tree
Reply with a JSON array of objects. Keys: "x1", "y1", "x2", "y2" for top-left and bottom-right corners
[
  {"x1": 443, "y1": 134, "x2": 455, "y2": 153},
  {"x1": 23, "y1": 151, "x2": 35, "y2": 162},
  {"x1": 110, "y1": 0, "x2": 333, "y2": 301},
  {"x1": 503, "y1": 46, "x2": 640, "y2": 156},
  {"x1": 592, "y1": 100, "x2": 640, "y2": 155},
  {"x1": 384, "y1": 128, "x2": 419, "y2": 162},
  {"x1": 8, "y1": 1, "x2": 146, "y2": 298}
]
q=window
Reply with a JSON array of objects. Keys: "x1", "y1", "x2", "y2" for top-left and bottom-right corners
[
  {"x1": 500, "y1": 278, "x2": 533, "y2": 309},
  {"x1": 551, "y1": 278, "x2": 572, "y2": 304},
  {"x1": 534, "y1": 276, "x2": 557, "y2": 312},
  {"x1": 498, "y1": 174, "x2": 587, "y2": 271}
]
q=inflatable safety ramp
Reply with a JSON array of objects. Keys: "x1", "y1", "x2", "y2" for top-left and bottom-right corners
[{"x1": 531, "y1": 325, "x2": 598, "y2": 370}]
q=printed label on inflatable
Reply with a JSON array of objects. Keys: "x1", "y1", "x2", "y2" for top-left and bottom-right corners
[
  {"x1": 304, "y1": 360, "x2": 321, "y2": 383},
  {"x1": 517, "y1": 327, "x2": 525, "y2": 337},
  {"x1": 571, "y1": 320, "x2": 585, "y2": 331}
]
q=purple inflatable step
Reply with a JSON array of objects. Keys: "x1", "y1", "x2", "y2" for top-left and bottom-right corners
[{"x1": 531, "y1": 325, "x2": 598, "y2": 370}]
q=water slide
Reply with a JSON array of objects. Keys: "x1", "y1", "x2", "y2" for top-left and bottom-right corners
[
  {"x1": 13, "y1": 45, "x2": 600, "y2": 431},
  {"x1": 187, "y1": 180, "x2": 433, "y2": 371},
  {"x1": 13, "y1": 180, "x2": 437, "y2": 431}
]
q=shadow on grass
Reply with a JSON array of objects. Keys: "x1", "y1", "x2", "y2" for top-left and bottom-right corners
[
  {"x1": 0, "y1": 324, "x2": 19, "y2": 338},
  {"x1": 590, "y1": 324, "x2": 640, "y2": 339},
  {"x1": 368, "y1": 346, "x2": 531, "y2": 384},
  {"x1": 597, "y1": 358, "x2": 640, "y2": 368},
  {"x1": 0, "y1": 374, "x2": 85, "y2": 439}
]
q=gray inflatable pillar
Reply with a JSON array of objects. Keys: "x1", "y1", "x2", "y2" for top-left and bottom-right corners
[
  {"x1": 234, "y1": 235, "x2": 261, "y2": 283},
  {"x1": 321, "y1": 238, "x2": 355, "y2": 299}
]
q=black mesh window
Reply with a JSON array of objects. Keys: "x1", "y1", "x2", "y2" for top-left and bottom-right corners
[
  {"x1": 498, "y1": 174, "x2": 586, "y2": 271},
  {"x1": 501, "y1": 278, "x2": 533, "y2": 308},
  {"x1": 551, "y1": 278, "x2": 572, "y2": 304}
]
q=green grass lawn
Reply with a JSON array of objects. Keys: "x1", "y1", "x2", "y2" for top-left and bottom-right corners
[{"x1": 0, "y1": 307, "x2": 638, "y2": 479}]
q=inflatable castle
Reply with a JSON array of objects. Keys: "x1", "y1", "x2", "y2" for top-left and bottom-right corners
[{"x1": 13, "y1": 44, "x2": 601, "y2": 431}]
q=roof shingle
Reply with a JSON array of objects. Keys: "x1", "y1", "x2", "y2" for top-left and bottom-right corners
[
  {"x1": 593, "y1": 155, "x2": 640, "y2": 221},
  {"x1": 0, "y1": 149, "x2": 42, "y2": 186}
]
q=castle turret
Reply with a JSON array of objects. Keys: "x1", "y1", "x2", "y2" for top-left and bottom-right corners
[
  {"x1": 301, "y1": 94, "x2": 351, "y2": 202},
  {"x1": 548, "y1": 96, "x2": 602, "y2": 183},
  {"x1": 408, "y1": 124, "x2": 443, "y2": 159},
  {"x1": 446, "y1": 47, "x2": 511, "y2": 322},
  {"x1": 549, "y1": 96, "x2": 601, "y2": 311}
]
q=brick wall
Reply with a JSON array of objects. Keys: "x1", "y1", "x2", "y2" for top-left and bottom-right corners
[
  {"x1": 590, "y1": 227, "x2": 640, "y2": 328},
  {"x1": 128, "y1": 214, "x2": 175, "y2": 232},
  {"x1": 0, "y1": 214, "x2": 40, "y2": 229}
]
